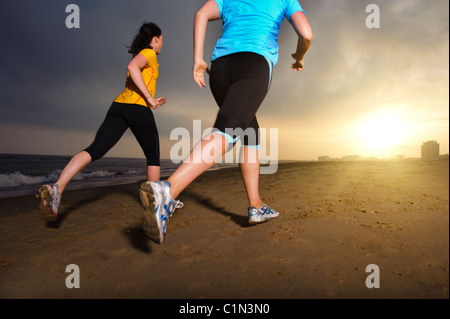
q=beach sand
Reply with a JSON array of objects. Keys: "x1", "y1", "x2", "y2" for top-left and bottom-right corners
[{"x1": 0, "y1": 160, "x2": 448, "y2": 299}]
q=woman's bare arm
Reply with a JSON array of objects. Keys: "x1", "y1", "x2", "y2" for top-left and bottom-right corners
[
  {"x1": 290, "y1": 11, "x2": 313, "y2": 71},
  {"x1": 193, "y1": 0, "x2": 221, "y2": 87},
  {"x1": 127, "y1": 54, "x2": 164, "y2": 108}
]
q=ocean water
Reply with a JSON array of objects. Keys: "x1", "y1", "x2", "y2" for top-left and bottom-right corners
[{"x1": 0, "y1": 154, "x2": 185, "y2": 198}]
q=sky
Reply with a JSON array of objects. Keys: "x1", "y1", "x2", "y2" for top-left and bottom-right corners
[{"x1": 0, "y1": 0, "x2": 448, "y2": 161}]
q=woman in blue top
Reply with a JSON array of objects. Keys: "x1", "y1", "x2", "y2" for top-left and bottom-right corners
[{"x1": 140, "y1": 0, "x2": 313, "y2": 244}]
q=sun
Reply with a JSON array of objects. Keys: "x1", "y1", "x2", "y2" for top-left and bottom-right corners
[{"x1": 356, "y1": 108, "x2": 409, "y2": 156}]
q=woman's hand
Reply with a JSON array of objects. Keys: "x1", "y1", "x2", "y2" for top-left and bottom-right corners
[
  {"x1": 193, "y1": 60, "x2": 209, "y2": 88},
  {"x1": 146, "y1": 96, "x2": 166, "y2": 109},
  {"x1": 291, "y1": 53, "x2": 305, "y2": 71},
  {"x1": 156, "y1": 97, "x2": 166, "y2": 106}
]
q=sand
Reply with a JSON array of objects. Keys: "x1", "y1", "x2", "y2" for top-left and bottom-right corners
[{"x1": 0, "y1": 160, "x2": 448, "y2": 299}]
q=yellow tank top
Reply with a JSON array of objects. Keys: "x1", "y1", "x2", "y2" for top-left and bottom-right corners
[{"x1": 114, "y1": 48, "x2": 159, "y2": 107}]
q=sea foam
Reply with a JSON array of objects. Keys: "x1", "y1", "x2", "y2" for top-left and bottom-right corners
[{"x1": 0, "y1": 170, "x2": 129, "y2": 188}]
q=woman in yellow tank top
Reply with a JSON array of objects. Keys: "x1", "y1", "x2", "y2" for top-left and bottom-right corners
[{"x1": 37, "y1": 22, "x2": 166, "y2": 222}]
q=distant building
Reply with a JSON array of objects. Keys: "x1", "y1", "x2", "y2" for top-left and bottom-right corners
[
  {"x1": 318, "y1": 156, "x2": 340, "y2": 162},
  {"x1": 341, "y1": 155, "x2": 362, "y2": 161},
  {"x1": 421, "y1": 141, "x2": 440, "y2": 161}
]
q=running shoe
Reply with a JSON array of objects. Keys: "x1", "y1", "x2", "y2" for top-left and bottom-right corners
[
  {"x1": 248, "y1": 203, "x2": 279, "y2": 225},
  {"x1": 36, "y1": 184, "x2": 61, "y2": 222},
  {"x1": 139, "y1": 181, "x2": 183, "y2": 244}
]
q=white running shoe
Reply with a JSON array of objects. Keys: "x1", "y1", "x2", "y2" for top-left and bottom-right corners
[
  {"x1": 248, "y1": 203, "x2": 279, "y2": 225},
  {"x1": 36, "y1": 184, "x2": 61, "y2": 222},
  {"x1": 139, "y1": 181, "x2": 183, "y2": 244}
]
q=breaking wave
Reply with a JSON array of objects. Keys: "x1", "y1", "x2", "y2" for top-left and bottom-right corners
[{"x1": 0, "y1": 170, "x2": 141, "y2": 188}]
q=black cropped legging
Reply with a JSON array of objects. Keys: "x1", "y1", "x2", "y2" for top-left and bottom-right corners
[
  {"x1": 84, "y1": 102, "x2": 160, "y2": 166},
  {"x1": 209, "y1": 52, "x2": 272, "y2": 147}
]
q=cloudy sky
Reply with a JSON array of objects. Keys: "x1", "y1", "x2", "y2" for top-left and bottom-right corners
[{"x1": 0, "y1": 0, "x2": 448, "y2": 161}]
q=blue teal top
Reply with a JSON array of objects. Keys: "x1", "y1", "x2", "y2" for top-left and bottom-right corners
[{"x1": 211, "y1": 0, "x2": 304, "y2": 66}]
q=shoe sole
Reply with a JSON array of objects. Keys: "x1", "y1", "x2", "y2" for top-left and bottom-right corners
[
  {"x1": 248, "y1": 213, "x2": 279, "y2": 225},
  {"x1": 139, "y1": 182, "x2": 163, "y2": 244},
  {"x1": 36, "y1": 185, "x2": 57, "y2": 222},
  {"x1": 248, "y1": 218, "x2": 271, "y2": 225}
]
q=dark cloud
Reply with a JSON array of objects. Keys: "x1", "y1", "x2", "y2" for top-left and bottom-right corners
[
  {"x1": 0, "y1": 0, "x2": 212, "y2": 129},
  {"x1": 266, "y1": 0, "x2": 449, "y2": 120}
]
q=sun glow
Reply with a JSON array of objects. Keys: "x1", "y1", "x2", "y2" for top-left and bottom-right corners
[{"x1": 356, "y1": 108, "x2": 410, "y2": 156}]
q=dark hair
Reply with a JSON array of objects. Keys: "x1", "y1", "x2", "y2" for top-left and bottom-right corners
[{"x1": 128, "y1": 22, "x2": 162, "y2": 56}]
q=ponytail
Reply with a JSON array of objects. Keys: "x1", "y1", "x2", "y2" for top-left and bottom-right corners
[{"x1": 128, "y1": 22, "x2": 162, "y2": 56}]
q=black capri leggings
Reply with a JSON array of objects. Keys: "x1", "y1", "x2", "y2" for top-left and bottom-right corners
[
  {"x1": 84, "y1": 102, "x2": 160, "y2": 166},
  {"x1": 209, "y1": 52, "x2": 272, "y2": 147}
]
